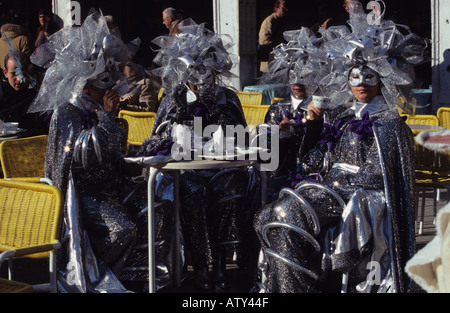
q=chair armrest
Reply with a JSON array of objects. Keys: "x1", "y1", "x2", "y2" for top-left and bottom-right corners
[
  {"x1": 5, "y1": 177, "x2": 41, "y2": 183},
  {"x1": 0, "y1": 242, "x2": 61, "y2": 263},
  {"x1": 4, "y1": 177, "x2": 54, "y2": 186},
  {"x1": 0, "y1": 250, "x2": 16, "y2": 264},
  {"x1": 13, "y1": 242, "x2": 61, "y2": 257}
]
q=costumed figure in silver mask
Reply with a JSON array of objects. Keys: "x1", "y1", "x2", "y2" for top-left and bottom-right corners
[
  {"x1": 28, "y1": 10, "x2": 173, "y2": 292},
  {"x1": 253, "y1": 0, "x2": 429, "y2": 293},
  {"x1": 259, "y1": 27, "x2": 328, "y2": 202},
  {"x1": 138, "y1": 19, "x2": 250, "y2": 290}
]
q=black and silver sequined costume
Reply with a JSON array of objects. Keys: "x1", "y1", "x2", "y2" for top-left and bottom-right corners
[
  {"x1": 28, "y1": 10, "x2": 175, "y2": 293},
  {"x1": 139, "y1": 84, "x2": 250, "y2": 275},
  {"x1": 46, "y1": 95, "x2": 172, "y2": 292},
  {"x1": 263, "y1": 96, "x2": 323, "y2": 201},
  {"x1": 254, "y1": 102, "x2": 416, "y2": 293}
]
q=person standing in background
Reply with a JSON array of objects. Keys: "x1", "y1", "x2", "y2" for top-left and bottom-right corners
[
  {"x1": 0, "y1": 13, "x2": 33, "y2": 70},
  {"x1": 258, "y1": 0, "x2": 288, "y2": 74},
  {"x1": 35, "y1": 9, "x2": 59, "y2": 49},
  {"x1": 162, "y1": 7, "x2": 183, "y2": 37}
]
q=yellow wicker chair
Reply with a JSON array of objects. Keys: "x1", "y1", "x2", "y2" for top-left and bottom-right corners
[
  {"x1": 271, "y1": 97, "x2": 284, "y2": 105},
  {"x1": 437, "y1": 106, "x2": 450, "y2": 129},
  {"x1": 396, "y1": 105, "x2": 407, "y2": 115},
  {"x1": 118, "y1": 110, "x2": 157, "y2": 149},
  {"x1": 236, "y1": 91, "x2": 263, "y2": 106},
  {"x1": 408, "y1": 113, "x2": 450, "y2": 234},
  {"x1": 404, "y1": 114, "x2": 441, "y2": 136},
  {"x1": 414, "y1": 142, "x2": 450, "y2": 235},
  {"x1": 158, "y1": 88, "x2": 165, "y2": 102},
  {"x1": 399, "y1": 113, "x2": 450, "y2": 234},
  {"x1": 0, "y1": 135, "x2": 49, "y2": 184},
  {"x1": 0, "y1": 179, "x2": 63, "y2": 293},
  {"x1": 241, "y1": 104, "x2": 270, "y2": 129}
]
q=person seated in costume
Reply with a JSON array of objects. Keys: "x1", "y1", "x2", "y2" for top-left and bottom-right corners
[
  {"x1": 263, "y1": 83, "x2": 312, "y2": 200},
  {"x1": 1, "y1": 51, "x2": 49, "y2": 137},
  {"x1": 28, "y1": 10, "x2": 173, "y2": 293},
  {"x1": 258, "y1": 27, "x2": 325, "y2": 201},
  {"x1": 138, "y1": 19, "x2": 250, "y2": 291},
  {"x1": 253, "y1": 1, "x2": 428, "y2": 293}
]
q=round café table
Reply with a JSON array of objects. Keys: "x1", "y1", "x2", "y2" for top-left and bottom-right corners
[{"x1": 124, "y1": 157, "x2": 267, "y2": 293}]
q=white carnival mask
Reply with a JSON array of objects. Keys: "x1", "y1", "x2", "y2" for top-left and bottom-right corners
[{"x1": 348, "y1": 66, "x2": 380, "y2": 87}]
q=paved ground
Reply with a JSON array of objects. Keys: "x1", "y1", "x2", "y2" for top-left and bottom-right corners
[{"x1": 1, "y1": 187, "x2": 445, "y2": 293}]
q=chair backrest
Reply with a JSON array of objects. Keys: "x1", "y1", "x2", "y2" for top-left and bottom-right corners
[
  {"x1": 236, "y1": 91, "x2": 263, "y2": 106},
  {"x1": 396, "y1": 105, "x2": 407, "y2": 115},
  {"x1": 158, "y1": 88, "x2": 165, "y2": 102},
  {"x1": 437, "y1": 107, "x2": 450, "y2": 129},
  {"x1": 403, "y1": 114, "x2": 440, "y2": 136},
  {"x1": 271, "y1": 97, "x2": 284, "y2": 105},
  {"x1": 0, "y1": 135, "x2": 48, "y2": 180},
  {"x1": 118, "y1": 110, "x2": 157, "y2": 146},
  {"x1": 404, "y1": 114, "x2": 439, "y2": 126},
  {"x1": 242, "y1": 104, "x2": 269, "y2": 128},
  {"x1": 0, "y1": 179, "x2": 63, "y2": 258}
]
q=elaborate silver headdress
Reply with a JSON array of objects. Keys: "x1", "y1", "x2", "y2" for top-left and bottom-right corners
[
  {"x1": 28, "y1": 9, "x2": 133, "y2": 113},
  {"x1": 261, "y1": 1, "x2": 429, "y2": 113},
  {"x1": 150, "y1": 19, "x2": 238, "y2": 94},
  {"x1": 259, "y1": 26, "x2": 333, "y2": 101}
]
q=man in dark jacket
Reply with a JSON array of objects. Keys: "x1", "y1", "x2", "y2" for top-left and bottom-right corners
[{"x1": 0, "y1": 52, "x2": 48, "y2": 136}]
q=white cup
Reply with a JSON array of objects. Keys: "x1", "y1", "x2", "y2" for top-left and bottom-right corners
[
  {"x1": 312, "y1": 95, "x2": 331, "y2": 109},
  {"x1": 3, "y1": 122, "x2": 19, "y2": 132}
]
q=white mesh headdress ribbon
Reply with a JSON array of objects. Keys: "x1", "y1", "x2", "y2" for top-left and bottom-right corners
[
  {"x1": 259, "y1": 27, "x2": 327, "y2": 98},
  {"x1": 150, "y1": 19, "x2": 238, "y2": 94},
  {"x1": 260, "y1": 1, "x2": 429, "y2": 112},
  {"x1": 28, "y1": 9, "x2": 133, "y2": 113}
]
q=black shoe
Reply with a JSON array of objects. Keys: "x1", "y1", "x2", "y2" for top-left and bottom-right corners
[
  {"x1": 194, "y1": 268, "x2": 212, "y2": 290},
  {"x1": 213, "y1": 253, "x2": 229, "y2": 290},
  {"x1": 214, "y1": 268, "x2": 229, "y2": 289}
]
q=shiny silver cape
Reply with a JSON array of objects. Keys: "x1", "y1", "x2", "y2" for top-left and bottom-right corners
[{"x1": 254, "y1": 110, "x2": 416, "y2": 293}]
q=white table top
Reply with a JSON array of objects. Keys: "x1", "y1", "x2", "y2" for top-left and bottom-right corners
[
  {"x1": 408, "y1": 124, "x2": 445, "y2": 130},
  {"x1": 162, "y1": 159, "x2": 256, "y2": 170},
  {"x1": 0, "y1": 128, "x2": 26, "y2": 142},
  {"x1": 124, "y1": 156, "x2": 256, "y2": 170}
]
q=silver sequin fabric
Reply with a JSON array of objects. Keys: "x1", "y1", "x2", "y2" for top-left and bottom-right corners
[{"x1": 254, "y1": 108, "x2": 416, "y2": 293}]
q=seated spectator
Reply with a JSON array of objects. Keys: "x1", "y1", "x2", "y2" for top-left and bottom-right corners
[
  {"x1": 1, "y1": 51, "x2": 48, "y2": 136},
  {"x1": 117, "y1": 61, "x2": 161, "y2": 113}
]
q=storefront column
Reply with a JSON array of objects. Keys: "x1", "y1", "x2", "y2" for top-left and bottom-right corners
[
  {"x1": 213, "y1": 0, "x2": 258, "y2": 90},
  {"x1": 52, "y1": 0, "x2": 81, "y2": 27}
]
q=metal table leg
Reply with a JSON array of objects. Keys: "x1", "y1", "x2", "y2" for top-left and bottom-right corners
[
  {"x1": 254, "y1": 163, "x2": 267, "y2": 208},
  {"x1": 148, "y1": 167, "x2": 161, "y2": 293},
  {"x1": 173, "y1": 170, "x2": 181, "y2": 287}
]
